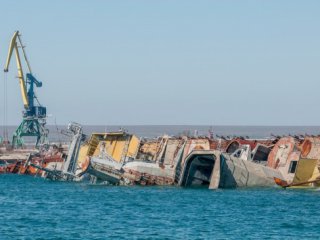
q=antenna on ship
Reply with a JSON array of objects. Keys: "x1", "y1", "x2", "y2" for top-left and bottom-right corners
[{"x1": 208, "y1": 126, "x2": 214, "y2": 139}]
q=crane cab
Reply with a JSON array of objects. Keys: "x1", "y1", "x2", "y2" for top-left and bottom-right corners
[{"x1": 24, "y1": 106, "x2": 47, "y2": 119}]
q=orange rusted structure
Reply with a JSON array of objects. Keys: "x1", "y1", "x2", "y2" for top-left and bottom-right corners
[{"x1": 0, "y1": 146, "x2": 64, "y2": 176}]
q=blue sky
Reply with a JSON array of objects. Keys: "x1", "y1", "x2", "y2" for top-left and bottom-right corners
[{"x1": 0, "y1": 1, "x2": 319, "y2": 125}]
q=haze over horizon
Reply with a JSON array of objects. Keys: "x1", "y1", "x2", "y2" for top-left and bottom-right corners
[{"x1": 1, "y1": 1, "x2": 319, "y2": 126}]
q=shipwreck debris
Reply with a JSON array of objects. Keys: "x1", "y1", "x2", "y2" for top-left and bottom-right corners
[
  {"x1": 29, "y1": 122, "x2": 86, "y2": 181},
  {"x1": 272, "y1": 136, "x2": 320, "y2": 188}
]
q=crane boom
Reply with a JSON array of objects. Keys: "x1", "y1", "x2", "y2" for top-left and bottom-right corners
[{"x1": 4, "y1": 31, "x2": 29, "y2": 108}]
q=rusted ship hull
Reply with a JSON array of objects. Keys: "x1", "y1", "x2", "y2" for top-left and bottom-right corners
[
  {"x1": 122, "y1": 161, "x2": 175, "y2": 185},
  {"x1": 83, "y1": 157, "x2": 124, "y2": 184},
  {"x1": 85, "y1": 149, "x2": 283, "y2": 188},
  {"x1": 82, "y1": 156, "x2": 175, "y2": 186}
]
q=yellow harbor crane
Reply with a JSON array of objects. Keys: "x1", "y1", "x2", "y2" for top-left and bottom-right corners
[{"x1": 4, "y1": 31, "x2": 48, "y2": 148}]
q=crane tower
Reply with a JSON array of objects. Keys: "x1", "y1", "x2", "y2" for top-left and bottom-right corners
[{"x1": 4, "y1": 31, "x2": 48, "y2": 148}]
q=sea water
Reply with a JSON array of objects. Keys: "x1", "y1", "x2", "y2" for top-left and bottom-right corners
[
  {"x1": 2, "y1": 125, "x2": 320, "y2": 143},
  {"x1": 0, "y1": 174, "x2": 319, "y2": 239}
]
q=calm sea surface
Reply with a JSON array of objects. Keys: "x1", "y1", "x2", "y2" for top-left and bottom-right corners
[
  {"x1": 2, "y1": 125, "x2": 320, "y2": 143},
  {"x1": 0, "y1": 174, "x2": 319, "y2": 239}
]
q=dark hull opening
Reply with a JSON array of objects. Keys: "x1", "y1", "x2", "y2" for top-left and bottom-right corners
[{"x1": 181, "y1": 155, "x2": 216, "y2": 187}]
